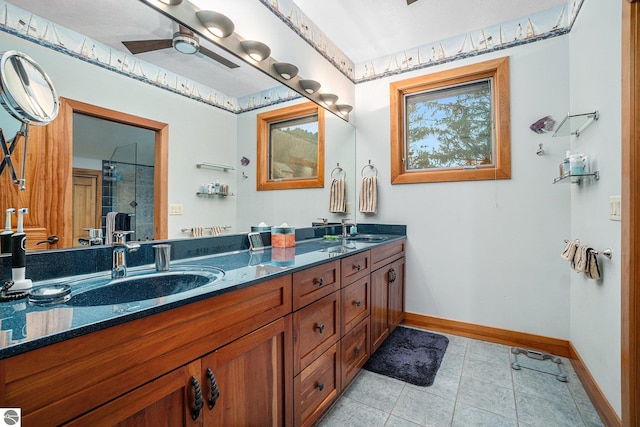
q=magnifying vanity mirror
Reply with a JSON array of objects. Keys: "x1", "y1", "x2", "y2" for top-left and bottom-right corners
[
  {"x1": 0, "y1": 50, "x2": 59, "y2": 190},
  {"x1": 0, "y1": 0, "x2": 356, "y2": 252}
]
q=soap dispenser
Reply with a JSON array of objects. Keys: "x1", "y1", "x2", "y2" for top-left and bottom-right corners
[
  {"x1": 0, "y1": 208, "x2": 15, "y2": 254},
  {"x1": 10, "y1": 208, "x2": 32, "y2": 291}
]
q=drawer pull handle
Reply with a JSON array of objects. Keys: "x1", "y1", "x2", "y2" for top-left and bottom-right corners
[
  {"x1": 355, "y1": 346, "x2": 362, "y2": 354},
  {"x1": 190, "y1": 376, "x2": 204, "y2": 420},
  {"x1": 354, "y1": 300, "x2": 362, "y2": 307},
  {"x1": 315, "y1": 277, "x2": 324, "y2": 286},
  {"x1": 316, "y1": 324, "x2": 325, "y2": 334},
  {"x1": 354, "y1": 264, "x2": 361, "y2": 271},
  {"x1": 317, "y1": 383, "x2": 325, "y2": 392},
  {"x1": 206, "y1": 368, "x2": 220, "y2": 410}
]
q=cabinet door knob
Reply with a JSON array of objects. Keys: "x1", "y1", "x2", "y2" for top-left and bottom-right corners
[
  {"x1": 315, "y1": 277, "x2": 324, "y2": 286},
  {"x1": 354, "y1": 300, "x2": 362, "y2": 307},
  {"x1": 355, "y1": 346, "x2": 362, "y2": 354},
  {"x1": 316, "y1": 323, "x2": 325, "y2": 334},
  {"x1": 317, "y1": 383, "x2": 325, "y2": 392},
  {"x1": 354, "y1": 264, "x2": 361, "y2": 271},
  {"x1": 206, "y1": 368, "x2": 220, "y2": 410},
  {"x1": 190, "y1": 376, "x2": 204, "y2": 420}
]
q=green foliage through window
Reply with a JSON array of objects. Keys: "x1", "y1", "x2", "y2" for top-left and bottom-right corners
[
  {"x1": 269, "y1": 115, "x2": 319, "y2": 180},
  {"x1": 406, "y1": 80, "x2": 493, "y2": 170}
]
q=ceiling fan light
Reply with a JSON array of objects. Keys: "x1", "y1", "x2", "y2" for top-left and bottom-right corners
[
  {"x1": 336, "y1": 104, "x2": 353, "y2": 115},
  {"x1": 173, "y1": 33, "x2": 199, "y2": 54},
  {"x1": 158, "y1": 0, "x2": 183, "y2": 5},
  {"x1": 240, "y1": 40, "x2": 271, "y2": 62},
  {"x1": 196, "y1": 10, "x2": 234, "y2": 38},
  {"x1": 273, "y1": 62, "x2": 299, "y2": 80},
  {"x1": 319, "y1": 93, "x2": 338, "y2": 106},
  {"x1": 299, "y1": 79, "x2": 321, "y2": 94}
]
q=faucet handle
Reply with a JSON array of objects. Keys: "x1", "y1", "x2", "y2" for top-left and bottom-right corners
[{"x1": 112, "y1": 230, "x2": 135, "y2": 244}]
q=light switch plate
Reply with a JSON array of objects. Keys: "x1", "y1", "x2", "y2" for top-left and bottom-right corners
[
  {"x1": 609, "y1": 196, "x2": 621, "y2": 221},
  {"x1": 169, "y1": 204, "x2": 183, "y2": 215}
]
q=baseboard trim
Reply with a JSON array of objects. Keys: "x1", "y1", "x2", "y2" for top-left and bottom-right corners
[
  {"x1": 569, "y1": 342, "x2": 621, "y2": 427},
  {"x1": 403, "y1": 312, "x2": 571, "y2": 357},
  {"x1": 402, "y1": 313, "x2": 620, "y2": 427}
]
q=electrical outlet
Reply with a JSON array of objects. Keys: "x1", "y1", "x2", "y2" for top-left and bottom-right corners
[
  {"x1": 609, "y1": 196, "x2": 621, "y2": 221},
  {"x1": 169, "y1": 204, "x2": 183, "y2": 215}
]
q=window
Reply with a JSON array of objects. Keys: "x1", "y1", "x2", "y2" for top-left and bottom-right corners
[
  {"x1": 257, "y1": 102, "x2": 325, "y2": 191},
  {"x1": 390, "y1": 57, "x2": 510, "y2": 184}
]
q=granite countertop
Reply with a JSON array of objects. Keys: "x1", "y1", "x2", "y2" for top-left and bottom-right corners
[{"x1": 0, "y1": 234, "x2": 405, "y2": 359}]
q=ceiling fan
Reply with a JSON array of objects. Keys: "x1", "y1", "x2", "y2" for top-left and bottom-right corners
[
  {"x1": 406, "y1": 0, "x2": 419, "y2": 4},
  {"x1": 121, "y1": 26, "x2": 239, "y2": 69}
]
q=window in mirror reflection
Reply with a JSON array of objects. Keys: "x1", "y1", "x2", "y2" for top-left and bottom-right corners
[{"x1": 257, "y1": 102, "x2": 325, "y2": 190}]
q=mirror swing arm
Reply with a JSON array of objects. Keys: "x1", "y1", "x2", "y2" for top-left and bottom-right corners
[{"x1": 0, "y1": 122, "x2": 29, "y2": 190}]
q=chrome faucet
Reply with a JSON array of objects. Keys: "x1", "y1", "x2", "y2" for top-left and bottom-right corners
[
  {"x1": 341, "y1": 219, "x2": 354, "y2": 238},
  {"x1": 112, "y1": 231, "x2": 140, "y2": 279}
]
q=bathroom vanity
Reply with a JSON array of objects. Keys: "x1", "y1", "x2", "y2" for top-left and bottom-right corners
[{"x1": 0, "y1": 230, "x2": 406, "y2": 427}]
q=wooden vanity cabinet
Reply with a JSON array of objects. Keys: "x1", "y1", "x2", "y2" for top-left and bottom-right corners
[
  {"x1": 370, "y1": 239, "x2": 406, "y2": 353},
  {"x1": 2, "y1": 275, "x2": 292, "y2": 427}
]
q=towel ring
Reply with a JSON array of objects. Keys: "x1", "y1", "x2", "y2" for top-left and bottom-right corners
[
  {"x1": 361, "y1": 161, "x2": 378, "y2": 177},
  {"x1": 331, "y1": 164, "x2": 346, "y2": 179}
]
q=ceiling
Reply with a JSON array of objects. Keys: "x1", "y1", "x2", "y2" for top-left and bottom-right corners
[{"x1": 9, "y1": 0, "x2": 569, "y2": 98}]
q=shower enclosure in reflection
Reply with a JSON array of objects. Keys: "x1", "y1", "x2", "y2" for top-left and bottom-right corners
[{"x1": 102, "y1": 143, "x2": 155, "y2": 242}]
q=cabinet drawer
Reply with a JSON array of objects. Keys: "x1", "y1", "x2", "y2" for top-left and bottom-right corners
[
  {"x1": 293, "y1": 260, "x2": 340, "y2": 310},
  {"x1": 293, "y1": 291, "x2": 340, "y2": 374},
  {"x1": 371, "y1": 238, "x2": 406, "y2": 271},
  {"x1": 294, "y1": 342, "x2": 339, "y2": 427},
  {"x1": 341, "y1": 275, "x2": 370, "y2": 337},
  {"x1": 341, "y1": 317, "x2": 370, "y2": 389},
  {"x1": 340, "y1": 250, "x2": 370, "y2": 286}
]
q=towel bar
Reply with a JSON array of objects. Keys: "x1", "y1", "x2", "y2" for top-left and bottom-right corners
[
  {"x1": 563, "y1": 239, "x2": 612, "y2": 259},
  {"x1": 181, "y1": 226, "x2": 232, "y2": 232}
]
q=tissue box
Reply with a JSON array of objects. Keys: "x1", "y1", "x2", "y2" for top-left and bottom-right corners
[{"x1": 271, "y1": 226, "x2": 295, "y2": 248}]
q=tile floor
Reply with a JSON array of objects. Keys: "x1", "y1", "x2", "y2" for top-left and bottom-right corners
[{"x1": 316, "y1": 328, "x2": 605, "y2": 427}]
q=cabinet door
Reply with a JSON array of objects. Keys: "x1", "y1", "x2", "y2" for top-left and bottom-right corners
[
  {"x1": 202, "y1": 316, "x2": 293, "y2": 427},
  {"x1": 388, "y1": 257, "x2": 406, "y2": 331},
  {"x1": 64, "y1": 361, "x2": 203, "y2": 427},
  {"x1": 370, "y1": 266, "x2": 390, "y2": 353}
]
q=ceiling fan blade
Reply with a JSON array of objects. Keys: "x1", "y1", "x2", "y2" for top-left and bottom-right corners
[
  {"x1": 198, "y1": 46, "x2": 240, "y2": 69},
  {"x1": 122, "y1": 39, "x2": 173, "y2": 54},
  {"x1": 407, "y1": 0, "x2": 419, "y2": 4}
]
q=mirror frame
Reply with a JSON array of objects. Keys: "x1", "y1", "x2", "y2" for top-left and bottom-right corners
[{"x1": 52, "y1": 98, "x2": 168, "y2": 247}]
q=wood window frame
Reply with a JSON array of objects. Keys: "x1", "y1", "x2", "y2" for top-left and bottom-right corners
[
  {"x1": 390, "y1": 56, "x2": 511, "y2": 184},
  {"x1": 257, "y1": 102, "x2": 325, "y2": 191}
]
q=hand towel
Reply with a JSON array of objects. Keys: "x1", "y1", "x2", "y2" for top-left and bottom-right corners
[
  {"x1": 211, "y1": 225, "x2": 223, "y2": 236},
  {"x1": 585, "y1": 249, "x2": 601, "y2": 280},
  {"x1": 574, "y1": 244, "x2": 590, "y2": 273},
  {"x1": 115, "y1": 213, "x2": 131, "y2": 234},
  {"x1": 561, "y1": 240, "x2": 579, "y2": 262},
  {"x1": 105, "y1": 212, "x2": 118, "y2": 245},
  {"x1": 359, "y1": 176, "x2": 378, "y2": 213},
  {"x1": 329, "y1": 178, "x2": 346, "y2": 213}
]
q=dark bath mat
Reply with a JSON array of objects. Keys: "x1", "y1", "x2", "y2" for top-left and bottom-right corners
[{"x1": 363, "y1": 326, "x2": 449, "y2": 386}]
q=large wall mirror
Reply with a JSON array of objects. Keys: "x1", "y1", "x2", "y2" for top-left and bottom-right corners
[{"x1": 0, "y1": 0, "x2": 356, "y2": 253}]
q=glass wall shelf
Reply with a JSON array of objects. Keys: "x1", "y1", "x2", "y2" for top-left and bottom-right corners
[
  {"x1": 196, "y1": 192, "x2": 235, "y2": 197},
  {"x1": 553, "y1": 170, "x2": 600, "y2": 185},
  {"x1": 552, "y1": 110, "x2": 599, "y2": 137}
]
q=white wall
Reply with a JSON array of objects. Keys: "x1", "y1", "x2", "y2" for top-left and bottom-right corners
[
  {"x1": 0, "y1": 32, "x2": 239, "y2": 239},
  {"x1": 355, "y1": 37, "x2": 572, "y2": 339},
  {"x1": 569, "y1": 0, "x2": 622, "y2": 416}
]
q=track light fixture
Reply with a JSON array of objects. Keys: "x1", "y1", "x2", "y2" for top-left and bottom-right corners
[
  {"x1": 299, "y1": 79, "x2": 321, "y2": 94},
  {"x1": 196, "y1": 11, "x2": 235, "y2": 38},
  {"x1": 273, "y1": 62, "x2": 299, "y2": 80},
  {"x1": 336, "y1": 104, "x2": 353, "y2": 115},
  {"x1": 240, "y1": 40, "x2": 271, "y2": 61},
  {"x1": 319, "y1": 93, "x2": 338, "y2": 106}
]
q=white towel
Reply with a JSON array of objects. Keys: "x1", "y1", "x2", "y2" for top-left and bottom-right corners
[
  {"x1": 329, "y1": 178, "x2": 346, "y2": 213},
  {"x1": 561, "y1": 240, "x2": 579, "y2": 262},
  {"x1": 574, "y1": 244, "x2": 590, "y2": 273},
  {"x1": 211, "y1": 225, "x2": 223, "y2": 236},
  {"x1": 585, "y1": 249, "x2": 601, "y2": 280},
  {"x1": 105, "y1": 212, "x2": 118, "y2": 244},
  {"x1": 359, "y1": 176, "x2": 378, "y2": 213}
]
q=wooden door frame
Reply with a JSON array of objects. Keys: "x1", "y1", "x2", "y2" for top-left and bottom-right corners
[
  {"x1": 621, "y1": 1, "x2": 639, "y2": 426},
  {"x1": 50, "y1": 98, "x2": 168, "y2": 248}
]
